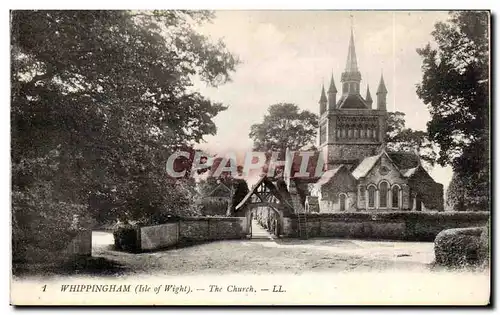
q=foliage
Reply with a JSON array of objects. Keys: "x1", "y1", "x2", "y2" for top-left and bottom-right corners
[
  {"x1": 446, "y1": 171, "x2": 488, "y2": 211},
  {"x1": 249, "y1": 103, "x2": 318, "y2": 152},
  {"x1": 195, "y1": 165, "x2": 249, "y2": 216},
  {"x1": 416, "y1": 11, "x2": 489, "y2": 210},
  {"x1": 386, "y1": 111, "x2": 436, "y2": 166},
  {"x1": 434, "y1": 227, "x2": 487, "y2": 268},
  {"x1": 11, "y1": 182, "x2": 91, "y2": 263},
  {"x1": 113, "y1": 225, "x2": 140, "y2": 252},
  {"x1": 11, "y1": 10, "x2": 238, "y2": 260}
]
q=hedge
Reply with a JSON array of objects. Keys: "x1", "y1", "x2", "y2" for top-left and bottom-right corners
[
  {"x1": 298, "y1": 211, "x2": 490, "y2": 221},
  {"x1": 434, "y1": 226, "x2": 489, "y2": 268}
]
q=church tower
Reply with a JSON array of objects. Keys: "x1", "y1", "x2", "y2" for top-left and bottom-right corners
[{"x1": 318, "y1": 26, "x2": 388, "y2": 170}]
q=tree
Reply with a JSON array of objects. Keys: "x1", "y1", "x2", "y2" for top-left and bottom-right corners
[
  {"x1": 249, "y1": 103, "x2": 318, "y2": 152},
  {"x1": 416, "y1": 11, "x2": 489, "y2": 210},
  {"x1": 196, "y1": 160, "x2": 248, "y2": 216},
  {"x1": 11, "y1": 10, "x2": 238, "y2": 262},
  {"x1": 386, "y1": 111, "x2": 437, "y2": 166}
]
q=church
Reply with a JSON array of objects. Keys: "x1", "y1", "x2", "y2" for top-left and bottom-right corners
[
  {"x1": 301, "y1": 28, "x2": 444, "y2": 213},
  {"x1": 235, "y1": 27, "x2": 445, "y2": 227}
]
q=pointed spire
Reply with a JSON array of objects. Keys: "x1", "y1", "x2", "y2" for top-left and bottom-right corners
[
  {"x1": 328, "y1": 73, "x2": 337, "y2": 93},
  {"x1": 344, "y1": 27, "x2": 359, "y2": 72},
  {"x1": 319, "y1": 84, "x2": 327, "y2": 103},
  {"x1": 365, "y1": 85, "x2": 373, "y2": 103},
  {"x1": 377, "y1": 73, "x2": 388, "y2": 94}
]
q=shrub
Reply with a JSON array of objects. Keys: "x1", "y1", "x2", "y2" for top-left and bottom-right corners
[
  {"x1": 113, "y1": 223, "x2": 139, "y2": 252},
  {"x1": 12, "y1": 187, "x2": 91, "y2": 265},
  {"x1": 434, "y1": 227, "x2": 486, "y2": 268}
]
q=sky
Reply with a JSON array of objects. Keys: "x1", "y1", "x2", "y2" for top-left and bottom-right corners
[{"x1": 192, "y1": 10, "x2": 453, "y2": 189}]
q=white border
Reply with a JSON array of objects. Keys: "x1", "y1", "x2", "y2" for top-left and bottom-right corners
[{"x1": 2, "y1": 1, "x2": 497, "y2": 314}]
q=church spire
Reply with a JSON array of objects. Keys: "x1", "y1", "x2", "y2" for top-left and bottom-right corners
[
  {"x1": 340, "y1": 21, "x2": 362, "y2": 96},
  {"x1": 345, "y1": 28, "x2": 359, "y2": 73}
]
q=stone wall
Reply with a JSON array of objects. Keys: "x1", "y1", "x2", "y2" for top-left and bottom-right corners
[
  {"x1": 323, "y1": 143, "x2": 380, "y2": 163},
  {"x1": 286, "y1": 212, "x2": 490, "y2": 241},
  {"x1": 120, "y1": 217, "x2": 249, "y2": 252},
  {"x1": 140, "y1": 223, "x2": 178, "y2": 251}
]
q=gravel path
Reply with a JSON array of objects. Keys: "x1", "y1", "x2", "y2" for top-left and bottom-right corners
[{"x1": 91, "y1": 231, "x2": 436, "y2": 276}]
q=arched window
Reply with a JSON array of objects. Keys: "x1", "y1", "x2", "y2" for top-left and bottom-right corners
[
  {"x1": 379, "y1": 182, "x2": 389, "y2": 208},
  {"x1": 366, "y1": 128, "x2": 371, "y2": 138},
  {"x1": 354, "y1": 127, "x2": 359, "y2": 138},
  {"x1": 336, "y1": 128, "x2": 341, "y2": 139},
  {"x1": 348, "y1": 127, "x2": 352, "y2": 138},
  {"x1": 392, "y1": 185, "x2": 400, "y2": 209},
  {"x1": 368, "y1": 185, "x2": 376, "y2": 208},
  {"x1": 339, "y1": 193, "x2": 347, "y2": 211}
]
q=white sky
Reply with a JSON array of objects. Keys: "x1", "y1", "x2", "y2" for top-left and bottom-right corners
[{"x1": 193, "y1": 10, "x2": 454, "y2": 189}]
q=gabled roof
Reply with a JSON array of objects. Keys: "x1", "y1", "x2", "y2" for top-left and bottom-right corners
[
  {"x1": 401, "y1": 160, "x2": 425, "y2": 178},
  {"x1": 235, "y1": 175, "x2": 266, "y2": 210},
  {"x1": 337, "y1": 93, "x2": 369, "y2": 109},
  {"x1": 205, "y1": 182, "x2": 231, "y2": 198},
  {"x1": 234, "y1": 176, "x2": 294, "y2": 213},
  {"x1": 351, "y1": 154, "x2": 381, "y2": 179},
  {"x1": 316, "y1": 164, "x2": 348, "y2": 186},
  {"x1": 401, "y1": 167, "x2": 418, "y2": 178},
  {"x1": 351, "y1": 149, "x2": 404, "y2": 179},
  {"x1": 387, "y1": 151, "x2": 420, "y2": 170}
]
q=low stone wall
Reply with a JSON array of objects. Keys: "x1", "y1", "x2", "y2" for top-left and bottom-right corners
[
  {"x1": 116, "y1": 217, "x2": 248, "y2": 252},
  {"x1": 286, "y1": 211, "x2": 490, "y2": 241},
  {"x1": 140, "y1": 223, "x2": 178, "y2": 251},
  {"x1": 179, "y1": 217, "x2": 248, "y2": 242}
]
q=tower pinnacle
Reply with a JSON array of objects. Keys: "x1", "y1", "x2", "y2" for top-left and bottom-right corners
[
  {"x1": 328, "y1": 73, "x2": 337, "y2": 109},
  {"x1": 319, "y1": 84, "x2": 327, "y2": 114},
  {"x1": 365, "y1": 85, "x2": 373, "y2": 106},
  {"x1": 328, "y1": 73, "x2": 337, "y2": 93},
  {"x1": 377, "y1": 73, "x2": 388, "y2": 94},
  {"x1": 376, "y1": 74, "x2": 387, "y2": 111},
  {"x1": 320, "y1": 84, "x2": 327, "y2": 103}
]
